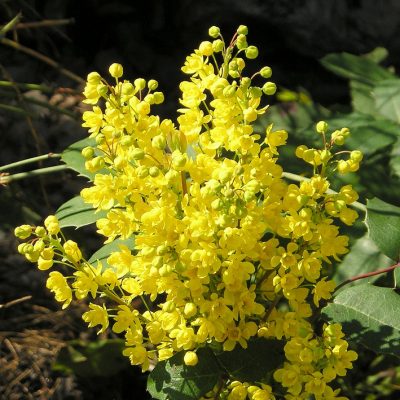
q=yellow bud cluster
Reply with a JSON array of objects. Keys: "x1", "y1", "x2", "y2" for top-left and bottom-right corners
[{"x1": 15, "y1": 26, "x2": 362, "y2": 399}]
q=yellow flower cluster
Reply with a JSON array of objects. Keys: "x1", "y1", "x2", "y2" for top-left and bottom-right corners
[{"x1": 15, "y1": 25, "x2": 361, "y2": 399}]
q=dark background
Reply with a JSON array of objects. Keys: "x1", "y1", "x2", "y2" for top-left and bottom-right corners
[{"x1": 1, "y1": 1, "x2": 400, "y2": 399}]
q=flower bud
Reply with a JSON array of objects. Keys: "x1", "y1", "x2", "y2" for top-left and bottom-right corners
[
  {"x1": 249, "y1": 86, "x2": 262, "y2": 99},
  {"x1": 237, "y1": 25, "x2": 248, "y2": 35},
  {"x1": 184, "y1": 351, "x2": 198, "y2": 366},
  {"x1": 147, "y1": 79, "x2": 158, "y2": 90},
  {"x1": 131, "y1": 148, "x2": 145, "y2": 160},
  {"x1": 137, "y1": 166, "x2": 149, "y2": 178},
  {"x1": 35, "y1": 226, "x2": 46, "y2": 237},
  {"x1": 236, "y1": 34, "x2": 248, "y2": 50},
  {"x1": 153, "y1": 92, "x2": 164, "y2": 104},
  {"x1": 152, "y1": 135, "x2": 166, "y2": 150},
  {"x1": 14, "y1": 225, "x2": 32, "y2": 239},
  {"x1": 316, "y1": 121, "x2": 328, "y2": 134},
  {"x1": 96, "y1": 83, "x2": 108, "y2": 97},
  {"x1": 262, "y1": 82, "x2": 277, "y2": 95},
  {"x1": 82, "y1": 146, "x2": 94, "y2": 160},
  {"x1": 212, "y1": 39, "x2": 224, "y2": 53},
  {"x1": 63, "y1": 240, "x2": 82, "y2": 263},
  {"x1": 134, "y1": 78, "x2": 146, "y2": 91},
  {"x1": 245, "y1": 45, "x2": 259, "y2": 59},
  {"x1": 149, "y1": 166, "x2": 160, "y2": 177},
  {"x1": 109, "y1": 63, "x2": 123, "y2": 78},
  {"x1": 350, "y1": 150, "x2": 363, "y2": 162},
  {"x1": 208, "y1": 26, "x2": 220, "y2": 38},
  {"x1": 184, "y1": 303, "x2": 197, "y2": 318},
  {"x1": 87, "y1": 72, "x2": 101, "y2": 84},
  {"x1": 199, "y1": 41, "x2": 213, "y2": 56},
  {"x1": 260, "y1": 66, "x2": 272, "y2": 78},
  {"x1": 44, "y1": 215, "x2": 60, "y2": 235}
]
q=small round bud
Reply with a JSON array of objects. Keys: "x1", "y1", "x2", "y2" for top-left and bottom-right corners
[
  {"x1": 156, "y1": 244, "x2": 168, "y2": 256},
  {"x1": 260, "y1": 66, "x2": 272, "y2": 78},
  {"x1": 92, "y1": 156, "x2": 105, "y2": 170},
  {"x1": 208, "y1": 26, "x2": 220, "y2": 38},
  {"x1": 183, "y1": 303, "x2": 197, "y2": 318},
  {"x1": 134, "y1": 78, "x2": 146, "y2": 91},
  {"x1": 350, "y1": 150, "x2": 363, "y2": 162},
  {"x1": 147, "y1": 79, "x2": 158, "y2": 91},
  {"x1": 184, "y1": 351, "x2": 198, "y2": 366},
  {"x1": 316, "y1": 121, "x2": 328, "y2": 134},
  {"x1": 199, "y1": 41, "x2": 213, "y2": 56},
  {"x1": 137, "y1": 166, "x2": 149, "y2": 178},
  {"x1": 153, "y1": 92, "x2": 164, "y2": 104},
  {"x1": 237, "y1": 25, "x2": 248, "y2": 35},
  {"x1": 245, "y1": 45, "x2": 259, "y2": 59},
  {"x1": 149, "y1": 166, "x2": 160, "y2": 177},
  {"x1": 223, "y1": 85, "x2": 236, "y2": 98},
  {"x1": 262, "y1": 82, "x2": 277, "y2": 95},
  {"x1": 14, "y1": 225, "x2": 32, "y2": 239},
  {"x1": 152, "y1": 134, "x2": 166, "y2": 150},
  {"x1": 35, "y1": 226, "x2": 46, "y2": 237},
  {"x1": 131, "y1": 148, "x2": 145, "y2": 160},
  {"x1": 38, "y1": 257, "x2": 53, "y2": 271},
  {"x1": 44, "y1": 215, "x2": 60, "y2": 235},
  {"x1": 212, "y1": 39, "x2": 224, "y2": 52},
  {"x1": 240, "y1": 77, "x2": 251, "y2": 89},
  {"x1": 96, "y1": 83, "x2": 108, "y2": 97},
  {"x1": 95, "y1": 134, "x2": 105, "y2": 145},
  {"x1": 337, "y1": 160, "x2": 349, "y2": 174},
  {"x1": 172, "y1": 152, "x2": 187, "y2": 169},
  {"x1": 121, "y1": 135, "x2": 133, "y2": 147},
  {"x1": 81, "y1": 146, "x2": 94, "y2": 160},
  {"x1": 236, "y1": 34, "x2": 248, "y2": 50},
  {"x1": 109, "y1": 63, "x2": 123, "y2": 78}
]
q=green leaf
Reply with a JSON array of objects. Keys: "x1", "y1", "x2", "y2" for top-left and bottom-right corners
[
  {"x1": 374, "y1": 79, "x2": 400, "y2": 123},
  {"x1": 88, "y1": 238, "x2": 135, "y2": 270},
  {"x1": 215, "y1": 338, "x2": 284, "y2": 381},
  {"x1": 366, "y1": 198, "x2": 400, "y2": 261},
  {"x1": 390, "y1": 137, "x2": 400, "y2": 177},
  {"x1": 350, "y1": 80, "x2": 377, "y2": 116},
  {"x1": 53, "y1": 339, "x2": 129, "y2": 377},
  {"x1": 333, "y1": 235, "x2": 392, "y2": 285},
  {"x1": 147, "y1": 347, "x2": 220, "y2": 400},
  {"x1": 363, "y1": 47, "x2": 389, "y2": 64},
  {"x1": 61, "y1": 137, "x2": 96, "y2": 180},
  {"x1": 320, "y1": 52, "x2": 394, "y2": 84},
  {"x1": 56, "y1": 195, "x2": 107, "y2": 229},
  {"x1": 322, "y1": 284, "x2": 400, "y2": 358}
]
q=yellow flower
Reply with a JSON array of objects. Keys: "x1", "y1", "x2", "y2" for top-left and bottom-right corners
[{"x1": 82, "y1": 303, "x2": 109, "y2": 334}]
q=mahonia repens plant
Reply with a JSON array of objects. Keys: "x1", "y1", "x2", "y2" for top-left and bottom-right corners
[{"x1": 15, "y1": 25, "x2": 363, "y2": 399}]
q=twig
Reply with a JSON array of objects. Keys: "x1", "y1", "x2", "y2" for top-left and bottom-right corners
[
  {"x1": 0, "y1": 38, "x2": 84, "y2": 84},
  {"x1": 0, "y1": 165, "x2": 68, "y2": 185},
  {"x1": 0, "y1": 153, "x2": 61, "y2": 172},
  {"x1": 0, "y1": 295, "x2": 32, "y2": 309},
  {"x1": 15, "y1": 19, "x2": 75, "y2": 30},
  {"x1": 334, "y1": 261, "x2": 400, "y2": 293}
]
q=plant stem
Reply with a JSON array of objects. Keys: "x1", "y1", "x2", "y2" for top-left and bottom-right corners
[
  {"x1": 0, "y1": 38, "x2": 84, "y2": 84},
  {"x1": 15, "y1": 19, "x2": 75, "y2": 30},
  {"x1": 0, "y1": 153, "x2": 61, "y2": 172},
  {"x1": 334, "y1": 262, "x2": 400, "y2": 293},
  {"x1": 1, "y1": 165, "x2": 68, "y2": 184},
  {"x1": 282, "y1": 171, "x2": 367, "y2": 213},
  {"x1": 0, "y1": 80, "x2": 53, "y2": 93}
]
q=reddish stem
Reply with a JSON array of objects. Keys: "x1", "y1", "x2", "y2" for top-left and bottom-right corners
[{"x1": 334, "y1": 261, "x2": 400, "y2": 293}]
